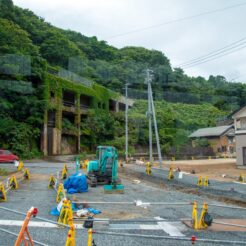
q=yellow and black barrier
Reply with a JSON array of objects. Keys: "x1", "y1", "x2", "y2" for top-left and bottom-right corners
[
  {"x1": 238, "y1": 174, "x2": 245, "y2": 183},
  {"x1": 0, "y1": 183, "x2": 6, "y2": 202},
  {"x1": 9, "y1": 176, "x2": 18, "y2": 190},
  {"x1": 197, "y1": 176, "x2": 209, "y2": 187},
  {"x1": 17, "y1": 160, "x2": 24, "y2": 171},
  {"x1": 58, "y1": 199, "x2": 73, "y2": 226},
  {"x1": 0, "y1": 170, "x2": 31, "y2": 202},
  {"x1": 192, "y1": 201, "x2": 212, "y2": 230},
  {"x1": 23, "y1": 168, "x2": 30, "y2": 180},
  {"x1": 62, "y1": 165, "x2": 68, "y2": 180},
  {"x1": 48, "y1": 175, "x2": 56, "y2": 189},
  {"x1": 87, "y1": 228, "x2": 94, "y2": 246},
  {"x1": 80, "y1": 159, "x2": 89, "y2": 169},
  {"x1": 56, "y1": 183, "x2": 66, "y2": 203},
  {"x1": 145, "y1": 162, "x2": 152, "y2": 175},
  {"x1": 168, "y1": 166, "x2": 174, "y2": 180},
  {"x1": 65, "y1": 225, "x2": 76, "y2": 246}
]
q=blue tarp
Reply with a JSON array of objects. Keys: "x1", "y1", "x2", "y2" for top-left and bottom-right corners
[{"x1": 64, "y1": 172, "x2": 88, "y2": 194}]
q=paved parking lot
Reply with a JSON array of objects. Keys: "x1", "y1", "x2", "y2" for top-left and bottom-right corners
[{"x1": 0, "y1": 161, "x2": 245, "y2": 245}]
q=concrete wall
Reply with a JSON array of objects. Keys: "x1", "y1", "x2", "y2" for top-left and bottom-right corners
[{"x1": 235, "y1": 134, "x2": 246, "y2": 167}]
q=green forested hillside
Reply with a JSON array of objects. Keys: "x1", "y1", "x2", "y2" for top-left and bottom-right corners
[{"x1": 0, "y1": 0, "x2": 243, "y2": 157}]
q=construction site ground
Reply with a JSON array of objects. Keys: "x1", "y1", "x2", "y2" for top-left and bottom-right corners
[
  {"x1": 159, "y1": 158, "x2": 245, "y2": 182},
  {"x1": 0, "y1": 160, "x2": 245, "y2": 246}
]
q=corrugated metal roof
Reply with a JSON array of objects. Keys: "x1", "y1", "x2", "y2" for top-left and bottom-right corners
[{"x1": 189, "y1": 125, "x2": 233, "y2": 138}]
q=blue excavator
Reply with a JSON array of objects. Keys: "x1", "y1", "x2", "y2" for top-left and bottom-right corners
[{"x1": 87, "y1": 146, "x2": 124, "y2": 193}]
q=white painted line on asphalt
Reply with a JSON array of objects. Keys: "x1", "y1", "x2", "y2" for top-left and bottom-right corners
[
  {"x1": 0, "y1": 220, "x2": 84, "y2": 229},
  {"x1": 154, "y1": 217, "x2": 185, "y2": 237},
  {"x1": 109, "y1": 224, "x2": 161, "y2": 230},
  {"x1": 233, "y1": 181, "x2": 246, "y2": 185}
]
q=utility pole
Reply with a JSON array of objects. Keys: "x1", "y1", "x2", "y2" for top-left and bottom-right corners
[
  {"x1": 150, "y1": 82, "x2": 163, "y2": 166},
  {"x1": 146, "y1": 69, "x2": 153, "y2": 164},
  {"x1": 146, "y1": 69, "x2": 162, "y2": 166},
  {"x1": 125, "y1": 83, "x2": 129, "y2": 163}
]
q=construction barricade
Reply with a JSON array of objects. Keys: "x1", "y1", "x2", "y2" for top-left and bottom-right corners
[
  {"x1": 145, "y1": 162, "x2": 152, "y2": 175},
  {"x1": 197, "y1": 176, "x2": 209, "y2": 187},
  {"x1": 0, "y1": 169, "x2": 31, "y2": 202},
  {"x1": 168, "y1": 166, "x2": 174, "y2": 180}
]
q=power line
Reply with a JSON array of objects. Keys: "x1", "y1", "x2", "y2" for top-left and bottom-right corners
[
  {"x1": 178, "y1": 37, "x2": 246, "y2": 67},
  {"x1": 181, "y1": 44, "x2": 246, "y2": 69},
  {"x1": 106, "y1": 2, "x2": 246, "y2": 39}
]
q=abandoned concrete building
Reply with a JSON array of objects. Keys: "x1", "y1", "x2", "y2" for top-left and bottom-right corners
[{"x1": 41, "y1": 73, "x2": 133, "y2": 156}]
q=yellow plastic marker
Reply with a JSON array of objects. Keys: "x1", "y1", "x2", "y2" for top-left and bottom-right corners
[
  {"x1": 198, "y1": 202, "x2": 208, "y2": 229},
  {"x1": 48, "y1": 175, "x2": 56, "y2": 189},
  {"x1": 87, "y1": 228, "x2": 93, "y2": 246},
  {"x1": 168, "y1": 166, "x2": 174, "y2": 180},
  {"x1": 23, "y1": 168, "x2": 30, "y2": 180},
  {"x1": 17, "y1": 161, "x2": 24, "y2": 171},
  {"x1": 9, "y1": 176, "x2": 18, "y2": 189},
  {"x1": 239, "y1": 174, "x2": 245, "y2": 183},
  {"x1": 62, "y1": 166, "x2": 68, "y2": 180},
  {"x1": 0, "y1": 183, "x2": 6, "y2": 202},
  {"x1": 146, "y1": 162, "x2": 152, "y2": 175},
  {"x1": 56, "y1": 184, "x2": 65, "y2": 203},
  {"x1": 65, "y1": 225, "x2": 76, "y2": 246},
  {"x1": 192, "y1": 201, "x2": 198, "y2": 230},
  {"x1": 58, "y1": 199, "x2": 73, "y2": 225},
  {"x1": 197, "y1": 176, "x2": 203, "y2": 186},
  {"x1": 203, "y1": 176, "x2": 209, "y2": 187}
]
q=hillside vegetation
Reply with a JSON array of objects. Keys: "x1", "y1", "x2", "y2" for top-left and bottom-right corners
[{"x1": 0, "y1": 0, "x2": 243, "y2": 157}]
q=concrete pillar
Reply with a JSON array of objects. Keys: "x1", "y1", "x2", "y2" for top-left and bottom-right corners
[
  {"x1": 41, "y1": 123, "x2": 48, "y2": 156},
  {"x1": 115, "y1": 101, "x2": 119, "y2": 112}
]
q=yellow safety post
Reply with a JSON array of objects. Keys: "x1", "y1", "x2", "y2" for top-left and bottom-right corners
[
  {"x1": 192, "y1": 201, "x2": 198, "y2": 230},
  {"x1": 0, "y1": 183, "x2": 6, "y2": 202},
  {"x1": 87, "y1": 228, "x2": 93, "y2": 246},
  {"x1": 146, "y1": 162, "x2": 152, "y2": 175},
  {"x1": 118, "y1": 160, "x2": 123, "y2": 168},
  {"x1": 239, "y1": 173, "x2": 245, "y2": 183},
  {"x1": 85, "y1": 159, "x2": 89, "y2": 168},
  {"x1": 17, "y1": 160, "x2": 24, "y2": 171},
  {"x1": 48, "y1": 175, "x2": 56, "y2": 189},
  {"x1": 208, "y1": 156, "x2": 211, "y2": 160},
  {"x1": 23, "y1": 168, "x2": 30, "y2": 180},
  {"x1": 58, "y1": 199, "x2": 73, "y2": 226},
  {"x1": 80, "y1": 160, "x2": 86, "y2": 169},
  {"x1": 65, "y1": 225, "x2": 76, "y2": 246},
  {"x1": 62, "y1": 165, "x2": 68, "y2": 180},
  {"x1": 192, "y1": 156, "x2": 195, "y2": 160},
  {"x1": 197, "y1": 176, "x2": 203, "y2": 186},
  {"x1": 56, "y1": 183, "x2": 65, "y2": 203},
  {"x1": 198, "y1": 202, "x2": 208, "y2": 229},
  {"x1": 168, "y1": 166, "x2": 174, "y2": 180},
  {"x1": 9, "y1": 176, "x2": 18, "y2": 190},
  {"x1": 171, "y1": 156, "x2": 175, "y2": 161},
  {"x1": 203, "y1": 176, "x2": 209, "y2": 187}
]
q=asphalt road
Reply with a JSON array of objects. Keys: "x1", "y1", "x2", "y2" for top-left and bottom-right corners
[{"x1": 0, "y1": 161, "x2": 245, "y2": 246}]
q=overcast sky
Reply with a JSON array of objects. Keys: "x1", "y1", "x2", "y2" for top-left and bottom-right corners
[{"x1": 13, "y1": 0, "x2": 246, "y2": 82}]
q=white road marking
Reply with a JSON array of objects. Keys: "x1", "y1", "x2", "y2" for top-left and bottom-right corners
[
  {"x1": 233, "y1": 181, "x2": 246, "y2": 185},
  {"x1": 109, "y1": 224, "x2": 161, "y2": 230},
  {"x1": 154, "y1": 217, "x2": 185, "y2": 237},
  {"x1": 0, "y1": 220, "x2": 84, "y2": 229}
]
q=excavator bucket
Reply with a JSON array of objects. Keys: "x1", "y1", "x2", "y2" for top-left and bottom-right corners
[{"x1": 103, "y1": 184, "x2": 124, "y2": 194}]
